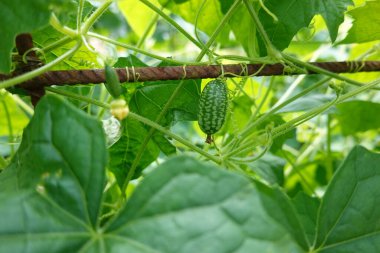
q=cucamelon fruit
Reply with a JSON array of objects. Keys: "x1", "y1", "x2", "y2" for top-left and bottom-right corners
[
  {"x1": 104, "y1": 64, "x2": 122, "y2": 98},
  {"x1": 198, "y1": 79, "x2": 228, "y2": 144}
]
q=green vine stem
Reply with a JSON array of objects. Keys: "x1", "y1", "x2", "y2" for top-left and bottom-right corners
[
  {"x1": 134, "y1": 13, "x2": 160, "y2": 52},
  {"x1": 81, "y1": 0, "x2": 113, "y2": 34},
  {"x1": 139, "y1": 0, "x2": 206, "y2": 52},
  {"x1": 39, "y1": 36, "x2": 73, "y2": 55},
  {"x1": 0, "y1": 42, "x2": 82, "y2": 90},
  {"x1": 46, "y1": 87, "x2": 109, "y2": 108},
  {"x1": 88, "y1": 33, "x2": 206, "y2": 66},
  {"x1": 223, "y1": 77, "x2": 331, "y2": 154},
  {"x1": 50, "y1": 14, "x2": 77, "y2": 38},
  {"x1": 77, "y1": 0, "x2": 86, "y2": 32},
  {"x1": 271, "y1": 77, "x2": 380, "y2": 141},
  {"x1": 227, "y1": 77, "x2": 380, "y2": 159},
  {"x1": 271, "y1": 96, "x2": 339, "y2": 139},
  {"x1": 195, "y1": 0, "x2": 242, "y2": 61}
]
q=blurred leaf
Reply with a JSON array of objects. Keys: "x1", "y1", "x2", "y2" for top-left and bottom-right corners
[
  {"x1": 228, "y1": 3, "x2": 259, "y2": 57},
  {"x1": 221, "y1": 95, "x2": 253, "y2": 134},
  {"x1": 0, "y1": 93, "x2": 30, "y2": 136},
  {"x1": 341, "y1": 1, "x2": 380, "y2": 44},
  {"x1": 292, "y1": 192, "x2": 320, "y2": 245},
  {"x1": 107, "y1": 156, "x2": 309, "y2": 252},
  {"x1": 152, "y1": 133, "x2": 176, "y2": 155},
  {"x1": 258, "y1": 0, "x2": 352, "y2": 53},
  {"x1": 278, "y1": 94, "x2": 336, "y2": 113},
  {"x1": 115, "y1": 55, "x2": 148, "y2": 68},
  {"x1": 218, "y1": 0, "x2": 235, "y2": 14},
  {"x1": 315, "y1": 146, "x2": 380, "y2": 252},
  {"x1": 335, "y1": 100, "x2": 380, "y2": 135},
  {"x1": 118, "y1": 0, "x2": 160, "y2": 38},
  {"x1": 248, "y1": 152, "x2": 285, "y2": 186},
  {"x1": 0, "y1": 95, "x2": 107, "y2": 226},
  {"x1": 108, "y1": 118, "x2": 160, "y2": 187},
  {"x1": 0, "y1": 0, "x2": 67, "y2": 73}
]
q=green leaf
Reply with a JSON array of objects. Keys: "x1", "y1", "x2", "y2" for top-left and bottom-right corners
[
  {"x1": 341, "y1": 1, "x2": 380, "y2": 44},
  {"x1": 335, "y1": 100, "x2": 380, "y2": 135},
  {"x1": 108, "y1": 118, "x2": 160, "y2": 186},
  {"x1": 0, "y1": 95, "x2": 107, "y2": 226},
  {"x1": 292, "y1": 192, "x2": 320, "y2": 245},
  {"x1": 129, "y1": 79, "x2": 201, "y2": 125},
  {"x1": 248, "y1": 153, "x2": 285, "y2": 186},
  {"x1": 315, "y1": 146, "x2": 380, "y2": 252},
  {"x1": 258, "y1": 0, "x2": 353, "y2": 52},
  {"x1": 107, "y1": 156, "x2": 308, "y2": 252}
]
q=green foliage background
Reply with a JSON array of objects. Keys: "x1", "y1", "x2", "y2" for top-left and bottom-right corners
[{"x1": 1, "y1": 0, "x2": 380, "y2": 252}]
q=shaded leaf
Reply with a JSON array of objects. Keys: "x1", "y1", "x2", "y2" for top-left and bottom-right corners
[
  {"x1": 107, "y1": 156, "x2": 308, "y2": 252},
  {"x1": 258, "y1": 0, "x2": 353, "y2": 52},
  {"x1": 292, "y1": 192, "x2": 320, "y2": 245},
  {"x1": 248, "y1": 152, "x2": 285, "y2": 186},
  {"x1": 0, "y1": 95, "x2": 107, "y2": 226},
  {"x1": 129, "y1": 79, "x2": 201, "y2": 125},
  {"x1": 335, "y1": 100, "x2": 380, "y2": 135},
  {"x1": 108, "y1": 118, "x2": 160, "y2": 186},
  {"x1": 316, "y1": 146, "x2": 380, "y2": 252},
  {"x1": 0, "y1": 191, "x2": 89, "y2": 252},
  {"x1": 278, "y1": 94, "x2": 336, "y2": 113}
]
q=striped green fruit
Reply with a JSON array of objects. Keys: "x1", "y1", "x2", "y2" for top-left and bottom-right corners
[
  {"x1": 198, "y1": 79, "x2": 228, "y2": 144},
  {"x1": 104, "y1": 64, "x2": 122, "y2": 98}
]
